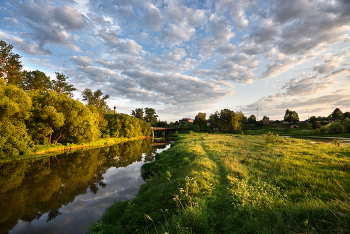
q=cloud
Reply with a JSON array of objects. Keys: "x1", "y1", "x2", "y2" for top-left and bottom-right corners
[
  {"x1": 0, "y1": 33, "x2": 51, "y2": 55},
  {"x1": 70, "y1": 56, "x2": 92, "y2": 66}
]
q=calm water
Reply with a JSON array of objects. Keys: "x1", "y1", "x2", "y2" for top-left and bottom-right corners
[{"x1": 0, "y1": 138, "x2": 172, "y2": 234}]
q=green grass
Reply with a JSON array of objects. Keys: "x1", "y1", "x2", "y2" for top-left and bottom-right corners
[{"x1": 89, "y1": 132, "x2": 350, "y2": 234}]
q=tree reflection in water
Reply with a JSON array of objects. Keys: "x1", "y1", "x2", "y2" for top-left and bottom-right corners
[{"x1": 0, "y1": 138, "x2": 160, "y2": 234}]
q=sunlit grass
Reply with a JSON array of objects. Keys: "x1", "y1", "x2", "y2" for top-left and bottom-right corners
[{"x1": 89, "y1": 132, "x2": 350, "y2": 233}]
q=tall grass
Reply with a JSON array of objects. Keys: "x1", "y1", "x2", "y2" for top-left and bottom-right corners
[{"x1": 89, "y1": 132, "x2": 350, "y2": 233}]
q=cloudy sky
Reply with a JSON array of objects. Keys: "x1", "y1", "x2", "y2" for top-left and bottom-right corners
[{"x1": 1, "y1": 0, "x2": 350, "y2": 122}]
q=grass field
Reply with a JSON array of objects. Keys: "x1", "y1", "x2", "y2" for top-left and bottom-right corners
[{"x1": 89, "y1": 132, "x2": 350, "y2": 234}]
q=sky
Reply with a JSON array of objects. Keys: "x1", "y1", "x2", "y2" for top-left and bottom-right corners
[{"x1": 1, "y1": 0, "x2": 350, "y2": 122}]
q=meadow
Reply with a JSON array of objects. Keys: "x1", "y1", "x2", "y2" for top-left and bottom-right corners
[{"x1": 89, "y1": 132, "x2": 350, "y2": 234}]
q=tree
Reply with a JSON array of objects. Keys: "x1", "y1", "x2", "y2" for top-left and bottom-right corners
[
  {"x1": 247, "y1": 115, "x2": 256, "y2": 124},
  {"x1": 208, "y1": 111, "x2": 219, "y2": 129},
  {"x1": 131, "y1": 108, "x2": 144, "y2": 119},
  {"x1": 344, "y1": 118, "x2": 350, "y2": 133},
  {"x1": 27, "y1": 90, "x2": 101, "y2": 144},
  {"x1": 52, "y1": 72, "x2": 76, "y2": 97},
  {"x1": 0, "y1": 80, "x2": 32, "y2": 157},
  {"x1": 143, "y1": 107, "x2": 158, "y2": 122},
  {"x1": 22, "y1": 70, "x2": 52, "y2": 91},
  {"x1": 82, "y1": 89, "x2": 111, "y2": 114},
  {"x1": 309, "y1": 116, "x2": 317, "y2": 123},
  {"x1": 284, "y1": 109, "x2": 299, "y2": 123},
  {"x1": 331, "y1": 108, "x2": 343, "y2": 120},
  {"x1": 0, "y1": 40, "x2": 23, "y2": 86},
  {"x1": 343, "y1": 112, "x2": 350, "y2": 120},
  {"x1": 194, "y1": 112, "x2": 207, "y2": 131}
]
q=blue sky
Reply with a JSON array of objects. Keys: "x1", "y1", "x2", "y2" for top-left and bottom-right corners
[{"x1": 1, "y1": 0, "x2": 350, "y2": 122}]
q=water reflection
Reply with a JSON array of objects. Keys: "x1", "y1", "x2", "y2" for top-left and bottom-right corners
[{"x1": 0, "y1": 138, "x2": 172, "y2": 234}]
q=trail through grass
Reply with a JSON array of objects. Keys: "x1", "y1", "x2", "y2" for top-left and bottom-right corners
[{"x1": 89, "y1": 133, "x2": 350, "y2": 233}]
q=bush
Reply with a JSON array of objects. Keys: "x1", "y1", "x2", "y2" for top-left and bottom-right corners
[
  {"x1": 320, "y1": 126, "x2": 327, "y2": 134},
  {"x1": 327, "y1": 122, "x2": 344, "y2": 134},
  {"x1": 315, "y1": 128, "x2": 320, "y2": 134},
  {"x1": 344, "y1": 118, "x2": 350, "y2": 133},
  {"x1": 312, "y1": 121, "x2": 321, "y2": 129}
]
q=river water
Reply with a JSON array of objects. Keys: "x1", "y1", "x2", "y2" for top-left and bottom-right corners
[{"x1": 0, "y1": 138, "x2": 172, "y2": 234}]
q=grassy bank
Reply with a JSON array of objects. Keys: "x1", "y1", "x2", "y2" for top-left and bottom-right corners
[
  {"x1": 242, "y1": 123, "x2": 350, "y2": 138},
  {"x1": 89, "y1": 132, "x2": 350, "y2": 234},
  {"x1": 0, "y1": 136, "x2": 149, "y2": 162}
]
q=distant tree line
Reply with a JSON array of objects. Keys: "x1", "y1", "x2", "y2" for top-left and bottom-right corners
[
  {"x1": 0, "y1": 40, "x2": 152, "y2": 158},
  {"x1": 310, "y1": 108, "x2": 350, "y2": 134}
]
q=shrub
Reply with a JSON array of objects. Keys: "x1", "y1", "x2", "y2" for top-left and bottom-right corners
[
  {"x1": 327, "y1": 122, "x2": 344, "y2": 134},
  {"x1": 315, "y1": 128, "x2": 320, "y2": 134},
  {"x1": 320, "y1": 126, "x2": 327, "y2": 134},
  {"x1": 312, "y1": 121, "x2": 321, "y2": 129},
  {"x1": 344, "y1": 118, "x2": 350, "y2": 133}
]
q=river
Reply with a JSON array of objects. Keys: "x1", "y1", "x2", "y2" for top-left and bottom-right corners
[{"x1": 0, "y1": 138, "x2": 173, "y2": 234}]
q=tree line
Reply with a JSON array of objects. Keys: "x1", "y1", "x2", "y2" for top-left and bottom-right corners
[{"x1": 0, "y1": 40, "x2": 152, "y2": 158}]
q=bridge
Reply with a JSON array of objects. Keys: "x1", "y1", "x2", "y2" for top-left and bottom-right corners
[{"x1": 151, "y1": 127, "x2": 176, "y2": 138}]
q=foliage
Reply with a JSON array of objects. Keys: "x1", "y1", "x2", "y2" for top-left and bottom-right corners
[
  {"x1": 82, "y1": 88, "x2": 111, "y2": 114},
  {"x1": 309, "y1": 116, "x2": 317, "y2": 123},
  {"x1": 0, "y1": 80, "x2": 32, "y2": 157},
  {"x1": 28, "y1": 90, "x2": 101, "y2": 144},
  {"x1": 102, "y1": 114, "x2": 152, "y2": 138},
  {"x1": 344, "y1": 118, "x2": 350, "y2": 133},
  {"x1": 131, "y1": 108, "x2": 144, "y2": 119},
  {"x1": 0, "y1": 40, "x2": 23, "y2": 86},
  {"x1": 327, "y1": 122, "x2": 344, "y2": 134},
  {"x1": 22, "y1": 70, "x2": 52, "y2": 91},
  {"x1": 51, "y1": 72, "x2": 76, "y2": 97},
  {"x1": 331, "y1": 108, "x2": 343, "y2": 120},
  {"x1": 247, "y1": 114, "x2": 256, "y2": 124},
  {"x1": 344, "y1": 112, "x2": 350, "y2": 121},
  {"x1": 284, "y1": 109, "x2": 299, "y2": 123},
  {"x1": 144, "y1": 107, "x2": 158, "y2": 122},
  {"x1": 320, "y1": 125, "x2": 327, "y2": 133},
  {"x1": 208, "y1": 111, "x2": 219, "y2": 129},
  {"x1": 194, "y1": 112, "x2": 207, "y2": 130},
  {"x1": 312, "y1": 121, "x2": 321, "y2": 129}
]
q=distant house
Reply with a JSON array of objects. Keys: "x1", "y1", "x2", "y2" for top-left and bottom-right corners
[
  {"x1": 263, "y1": 117, "x2": 270, "y2": 124},
  {"x1": 179, "y1": 118, "x2": 194, "y2": 125},
  {"x1": 315, "y1": 117, "x2": 336, "y2": 122}
]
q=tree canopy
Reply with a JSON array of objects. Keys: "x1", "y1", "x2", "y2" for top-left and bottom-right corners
[
  {"x1": 143, "y1": 107, "x2": 158, "y2": 122},
  {"x1": 22, "y1": 70, "x2": 52, "y2": 91},
  {"x1": 284, "y1": 109, "x2": 299, "y2": 123},
  {"x1": 82, "y1": 89, "x2": 111, "y2": 114},
  {"x1": 0, "y1": 40, "x2": 23, "y2": 86},
  {"x1": 131, "y1": 108, "x2": 144, "y2": 119},
  {"x1": 247, "y1": 114, "x2": 256, "y2": 124},
  {"x1": 331, "y1": 108, "x2": 343, "y2": 120},
  {"x1": 52, "y1": 72, "x2": 77, "y2": 97},
  {"x1": 194, "y1": 112, "x2": 207, "y2": 130}
]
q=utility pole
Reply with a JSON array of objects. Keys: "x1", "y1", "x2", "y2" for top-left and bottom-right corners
[{"x1": 257, "y1": 107, "x2": 258, "y2": 121}]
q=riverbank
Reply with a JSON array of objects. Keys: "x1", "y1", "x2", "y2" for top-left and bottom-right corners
[
  {"x1": 89, "y1": 132, "x2": 350, "y2": 233},
  {"x1": 0, "y1": 136, "x2": 150, "y2": 162}
]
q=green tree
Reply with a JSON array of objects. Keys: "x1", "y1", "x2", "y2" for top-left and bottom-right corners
[
  {"x1": 0, "y1": 40, "x2": 23, "y2": 86},
  {"x1": 131, "y1": 108, "x2": 144, "y2": 120},
  {"x1": 194, "y1": 112, "x2": 207, "y2": 131},
  {"x1": 22, "y1": 70, "x2": 52, "y2": 91},
  {"x1": 247, "y1": 115, "x2": 256, "y2": 124},
  {"x1": 52, "y1": 72, "x2": 76, "y2": 97},
  {"x1": 0, "y1": 80, "x2": 32, "y2": 157},
  {"x1": 208, "y1": 111, "x2": 219, "y2": 129},
  {"x1": 331, "y1": 108, "x2": 343, "y2": 120},
  {"x1": 327, "y1": 122, "x2": 344, "y2": 134},
  {"x1": 218, "y1": 109, "x2": 242, "y2": 132},
  {"x1": 343, "y1": 112, "x2": 350, "y2": 120},
  {"x1": 82, "y1": 89, "x2": 111, "y2": 114},
  {"x1": 284, "y1": 109, "x2": 299, "y2": 123},
  {"x1": 28, "y1": 90, "x2": 101, "y2": 144},
  {"x1": 344, "y1": 118, "x2": 350, "y2": 133},
  {"x1": 309, "y1": 116, "x2": 317, "y2": 123},
  {"x1": 143, "y1": 107, "x2": 158, "y2": 122}
]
